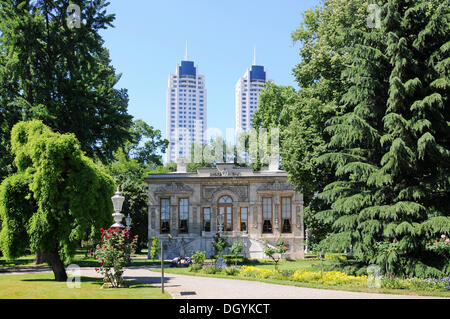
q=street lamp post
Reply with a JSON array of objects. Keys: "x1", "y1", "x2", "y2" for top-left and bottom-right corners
[
  {"x1": 111, "y1": 187, "x2": 125, "y2": 228},
  {"x1": 161, "y1": 234, "x2": 172, "y2": 294}
]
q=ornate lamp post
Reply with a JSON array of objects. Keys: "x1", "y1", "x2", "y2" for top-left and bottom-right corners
[
  {"x1": 216, "y1": 213, "x2": 226, "y2": 267},
  {"x1": 111, "y1": 187, "x2": 125, "y2": 228},
  {"x1": 125, "y1": 214, "x2": 132, "y2": 231},
  {"x1": 217, "y1": 213, "x2": 224, "y2": 233}
]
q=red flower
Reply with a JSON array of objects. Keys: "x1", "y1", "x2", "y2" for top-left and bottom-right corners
[
  {"x1": 284, "y1": 244, "x2": 288, "y2": 247},
  {"x1": 90, "y1": 251, "x2": 93, "y2": 256}
]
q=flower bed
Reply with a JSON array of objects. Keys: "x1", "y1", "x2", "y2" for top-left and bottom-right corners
[{"x1": 239, "y1": 266, "x2": 367, "y2": 287}]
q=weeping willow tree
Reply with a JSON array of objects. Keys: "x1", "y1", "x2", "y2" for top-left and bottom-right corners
[
  {"x1": 0, "y1": 120, "x2": 115, "y2": 281},
  {"x1": 314, "y1": 0, "x2": 450, "y2": 277}
]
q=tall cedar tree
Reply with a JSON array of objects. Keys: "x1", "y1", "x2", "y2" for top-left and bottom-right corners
[
  {"x1": 0, "y1": 0, "x2": 133, "y2": 182},
  {"x1": 315, "y1": 0, "x2": 450, "y2": 277}
]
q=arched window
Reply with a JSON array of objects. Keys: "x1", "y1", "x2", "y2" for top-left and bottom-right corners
[
  {"x1": 218, "y1": 195, "x2": 233, "y2": 231},
  {"x1": 218, "y1": 195, "x2": 233, "y2": 204}
]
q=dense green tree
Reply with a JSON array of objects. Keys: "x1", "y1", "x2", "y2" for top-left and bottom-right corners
[
  {"x1": 315, "y1": 0, "x2": 450, "y2": 277},
  {"x1": 127, "y1": 120, "x2": 168, "y2": 167},
  {"x1": 0, "y1": 120, "x2": 115, "y2": 281},
  {"x1": 253, "y1": 0, "x2": 370, "y2": 242},
  {"x1": 105, "y1": 119, "x2": 168, "y2": 253},
  {"x1": 0, "y1": 0, "x2": 133, "y2": 182},
  {"x1": 117, "y1": 179, "x2": 148, "y2": 253}
]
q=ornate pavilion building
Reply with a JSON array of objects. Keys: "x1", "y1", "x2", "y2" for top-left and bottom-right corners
[{"x1": 146, "y1": 160, "x2": 305, "y2": 259}]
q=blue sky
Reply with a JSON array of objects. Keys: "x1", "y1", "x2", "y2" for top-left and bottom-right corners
[{"x1": 100, "y1": 0, "x2": 319, "y2": 137}]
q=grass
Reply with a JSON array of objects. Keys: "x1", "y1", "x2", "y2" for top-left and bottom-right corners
[
  {"x1": 0, "y1": 273, "x2": 171, "y2": 299},
  {"x1": 0, "y1": 249, "x2": 167, "y2": 269},
  {"x1": 148, "y1": 259, "x2": 450, "y2": 298},
  {"x1": 0, "y1": 253, "x2": 36, "y2": 267}
]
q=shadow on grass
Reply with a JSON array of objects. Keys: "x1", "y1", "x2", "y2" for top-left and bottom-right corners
[
  {"x1": 21, "y1": 276, "x2": 103, "y2": 283},
  {"x1": 0, "y1": 259, "x2": 35, "y2": 267}
]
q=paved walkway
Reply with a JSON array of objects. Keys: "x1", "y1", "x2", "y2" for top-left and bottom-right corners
[
  {"x1": 0, "y1": 266, "x2": 442, "y2": 299},
  {"x1": 84, "y1": 267, "x2": 439, "y2": 299}
]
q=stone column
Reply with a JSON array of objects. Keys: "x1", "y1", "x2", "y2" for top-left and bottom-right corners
[
  {"x1": 211, "y1": 204, "x2": 217, "y2": 233},
  {"x1": 189, "y1": 205, "x2": 198, "y2": 235},
  {"x1": 273, "y1": 194, "x2": 281, "y2": 237},
  {"x1": 233, "y1": 203, "x2": 239, "y2": 232},
  {"x1": 170, "y1": 196, "x2": 178, "y2": 237}
]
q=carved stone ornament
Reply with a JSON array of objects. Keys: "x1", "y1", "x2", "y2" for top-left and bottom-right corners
[
  {"x1": 154, "y1": 182, "x2": 194, "y2": 194},
  {"x1": 202, "y1": 185, "x2": 248, "y2": 202},
  {"x1": 257, "y1": 181, "x2": 295, "y2": 192},
  {"x1": 210, "y1": 167, "x2": 241, "y2": 177}
]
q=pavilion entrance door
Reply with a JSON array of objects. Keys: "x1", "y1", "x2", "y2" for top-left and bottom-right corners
[{"x1": 217, "y1": 195, "x2": 233, "y2": 231}]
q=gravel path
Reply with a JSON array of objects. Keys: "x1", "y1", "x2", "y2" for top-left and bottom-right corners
[
  {"x1": 82, "y1": 267, "x2": 440, "y2": 299},
  {"x1": 0, "y1": 266, "x2": 443, "y2": 299}
]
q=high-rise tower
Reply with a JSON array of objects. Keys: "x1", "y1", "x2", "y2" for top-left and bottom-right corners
[
  {"x1": 165, "y1": 43, "x2": 207, "y2": 163},
  {"x1": 235, "y1": 47, "x2": 268, "y2": 132}
]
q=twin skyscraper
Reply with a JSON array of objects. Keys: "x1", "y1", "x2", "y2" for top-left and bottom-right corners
[{"x1": 165, "y1": 44, "x2": 269, "y2": 164}]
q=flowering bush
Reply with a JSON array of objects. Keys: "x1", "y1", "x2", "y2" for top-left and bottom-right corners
[
  {"x1": 239, "y1": 266, "x2": 367, "y2": 287},
  {"x1": 264, "y1": 238, "x2": 289, "y2": 270},
  {"x1": 240, "y1": 266, "x2": 282, "y2": 279},
  {"x1": 94, "y1": 227, "x2": 137, "y2": 288}
]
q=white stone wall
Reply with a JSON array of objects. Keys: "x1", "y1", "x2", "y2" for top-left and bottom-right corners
[{"x1": 147, "y1": 167, "x2": 304, "y2": 260}]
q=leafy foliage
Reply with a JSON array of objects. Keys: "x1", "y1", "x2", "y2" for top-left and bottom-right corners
[
  {"x1": 191, "y1": 250, "x2": 206, "y2": 265},
  {"x1": 0, "y1": 172, "x2": 35, "y2": 259},
  {"x1": 0, "y1": 120, "x2": 115, "y2": 280},
  {"x1": 212, "y1": 233, "x2": 230, "y2": 256},
  {"x1": 0, "y1": 0, "x2": 134, "y2": 182},
  {"x1": 264, "y1": 238, "x2": 289, "y2": 270},
  {"x1": 312, "y1": 0, "x2": 450, "y2": 277},
  {"x1": 252, "y1": 0, "x2": 371, "y2": 242},
  {"x1": 149, "y1": 236, "x2": 160, "y2": 261}
]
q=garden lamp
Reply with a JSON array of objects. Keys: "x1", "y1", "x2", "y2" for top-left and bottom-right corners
[
  {"x1": 111, "y1": 187, "x2": 125, "y2": 228},
  {"x1": 217, "y1": 213, "x2": 224, "y2": 233},
  {"x1": 125, "y1": 214, "x2": 132, "y2": 231}
]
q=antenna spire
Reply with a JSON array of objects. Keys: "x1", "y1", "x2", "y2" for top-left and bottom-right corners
[{"x1": 185, "y1": 40, "x2": 189, "y2": 61}]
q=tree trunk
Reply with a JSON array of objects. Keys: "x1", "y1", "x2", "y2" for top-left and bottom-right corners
[
  {"x1": 43, "y1": 251, "x2": 67, "y2": 281},
  {"x1": 35, "y1": 251, "x2": 46, "y2": 264}
]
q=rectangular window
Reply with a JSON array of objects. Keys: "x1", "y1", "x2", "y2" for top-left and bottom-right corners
[
  {"x1": 281, "y1": 197, "x2": 292, "y2": 233},
  {"x1": 240, "y1": 207, "x2": 248, "y2": 232},
  {"x1": 160, "y1": 199, "x2": 170, "y2": 234},
  {"x1": 203, "y1": 207, "x2": 211, "y2": 232},
  {"x1": 179, "y1": 198, "x2": 189, "y2": 233},
  {"x1": 262, "y1": 197, "x2": 272, "y2": 233}
]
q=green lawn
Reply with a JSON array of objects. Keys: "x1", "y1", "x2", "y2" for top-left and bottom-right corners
[
  {"x1": 0, "y1": 273, "x2": 171, "y2": 299},
  {"x1": 0, "y1": 250, "x2": 165, "y2": 268}
]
